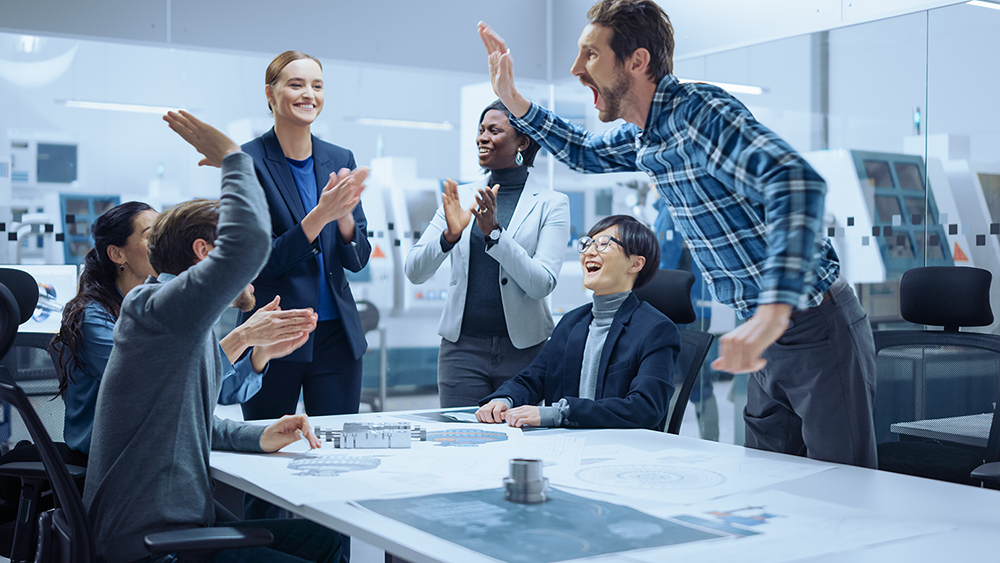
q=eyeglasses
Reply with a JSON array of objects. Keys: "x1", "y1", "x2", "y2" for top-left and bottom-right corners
[{"x1": 576, "y1": 235, "x2": 627, "y2": 254}]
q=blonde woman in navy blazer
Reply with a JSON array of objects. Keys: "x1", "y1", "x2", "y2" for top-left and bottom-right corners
[
  {"x1": 406, "y1": 100, "x2": 571, "y2": 407},
  {"x1": 239, "y1": 50, "x2": 371, "y2": 420}
]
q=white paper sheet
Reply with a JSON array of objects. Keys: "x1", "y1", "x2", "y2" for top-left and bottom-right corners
[
  {"x1": 622, "y1": 490, "x2": 952, "y2": 563},
  {"x1": 544, "y1": 447, "x2": 833, "y2": 505}
]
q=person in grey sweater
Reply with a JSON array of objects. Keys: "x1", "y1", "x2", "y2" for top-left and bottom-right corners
[
  {"x1": 477, "y1": 215, "x2": 679, "y2": 429},
  {"x1": 83, "y1": 111, "x2": 344, "y2": 563}
]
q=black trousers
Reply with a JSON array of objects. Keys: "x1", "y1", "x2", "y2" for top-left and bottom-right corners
[{"x1": 241, "y1": 319, "x2": 362, "y2": 420}]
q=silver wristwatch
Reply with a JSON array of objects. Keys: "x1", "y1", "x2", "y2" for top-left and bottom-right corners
[{"x1": 486, "y1": 226, "x2": 502, "y2": 247}]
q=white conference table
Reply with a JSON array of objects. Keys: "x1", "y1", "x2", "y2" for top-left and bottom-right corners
[{"x1": 210, "y1": 410, "x2": 1000, "y2": 563}]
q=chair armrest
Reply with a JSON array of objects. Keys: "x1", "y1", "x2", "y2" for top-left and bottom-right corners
[
  {"x1": 971, "y1": 461, "x2": 1000, "y2": 484},
  {"x1": 0, "y1": 461, "x2": 86, "y2": 481},
  {"x1": 144, "y1": 527, "x2": 274, "y2": 554}
]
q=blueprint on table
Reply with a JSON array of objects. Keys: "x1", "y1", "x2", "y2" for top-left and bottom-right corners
[{"x1": 357, "y1": 487, "x2": 754, "y2": 563}]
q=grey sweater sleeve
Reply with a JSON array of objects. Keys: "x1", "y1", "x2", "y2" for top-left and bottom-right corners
[
  {"x1": 143, "y1": 152, "x2": 271, "y2": 331},
  {"x1": 539, "y1": 399, "x2": 569, "y2": 427},
  {"x1": 213, "y1": 416, "x2": 265, "y2": 452}
]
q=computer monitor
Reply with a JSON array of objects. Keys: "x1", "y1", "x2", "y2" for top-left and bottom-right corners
[{"x1": 2, "y1": 264, "x2": 80, "y2": 333}]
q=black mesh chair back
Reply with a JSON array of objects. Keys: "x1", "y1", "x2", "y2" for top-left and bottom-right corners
[
  {"x1": 633, "y1": 269, "x2": 715, "y2": 434},
  {"x1": 1, "y1": 333, "x2": 65, "y2": 444},
  {"x1": 874, "y1": 267, "x2": 1000, "y2": 486},
  {"x1": 0, "y1": 370, "x2": 93, "y2": 563}
]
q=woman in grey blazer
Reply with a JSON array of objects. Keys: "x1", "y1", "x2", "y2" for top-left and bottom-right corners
[{"x1": 406, "y1": 100, "x2": 571, "y2": 407}]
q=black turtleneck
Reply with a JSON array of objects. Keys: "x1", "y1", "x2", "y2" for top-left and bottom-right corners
[{"x1": 457, "y1": 166, "x2": 529, "y2": 338}]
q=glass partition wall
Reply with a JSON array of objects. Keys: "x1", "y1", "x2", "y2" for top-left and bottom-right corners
[{"x1": 2, "y1": 4, "x2": 999, "y2": 443}]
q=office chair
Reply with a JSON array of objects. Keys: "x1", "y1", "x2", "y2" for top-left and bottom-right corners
[
  {"x1": 633, "y1": 269, "x2": 716, "y2": 435},
  {"x1": 358, "y1": 300, "x2": 389, "y2": 412},
  {"x1": 874, "y1": 266, "x2": 1000, "y2": 487},
  {"x1": 0, "y1": 271, "x2": 273, "y2": 562}
]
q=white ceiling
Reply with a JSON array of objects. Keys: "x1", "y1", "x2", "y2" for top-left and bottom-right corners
[{"x1": 0, "y1": 0, "x2": 968, "y2": 82}]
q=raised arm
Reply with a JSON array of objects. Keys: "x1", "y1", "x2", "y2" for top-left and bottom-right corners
[{"x1": 155, "y1": 112, "x2": 271, "y2": 329}]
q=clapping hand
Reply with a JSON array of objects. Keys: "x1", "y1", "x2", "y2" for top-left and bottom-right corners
[
  {"x1": 318, "y1": 167, "x2": 370, "y2": 224},
  {"x1": 472, "y1": 184, "x2": 501, "y2": 238},
  {"x1": 442, "y1": 179, "x2": 473, "y2": 244}
]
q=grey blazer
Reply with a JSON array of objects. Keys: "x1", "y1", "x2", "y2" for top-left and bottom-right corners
[{"x1": 405, "y1": 174, "x2": 571, "y2": 348}]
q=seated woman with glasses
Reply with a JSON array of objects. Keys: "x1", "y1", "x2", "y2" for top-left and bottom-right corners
[{"x1": 476, "y1": 215, "x2": 680, "y2": 429}]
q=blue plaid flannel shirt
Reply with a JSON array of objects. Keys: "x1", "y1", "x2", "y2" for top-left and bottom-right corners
[{"x1": 511, "y1": 74, "x2": 839, "y2": 318}]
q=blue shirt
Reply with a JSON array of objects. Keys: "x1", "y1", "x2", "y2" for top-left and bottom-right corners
[
  {"x1": 286, "y1": 155, "x2": 339, "y2": 321},
  {"x1": 511, "y1": 75, "x2": 839, "y2": 318},
  {"x1": 63, "y1": 288, "x2": 265, "y2": 454}
]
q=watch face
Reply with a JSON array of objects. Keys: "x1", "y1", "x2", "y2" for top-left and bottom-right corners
[{"x1": 490, "y1": 228, "x2": 501, "y2": 240}]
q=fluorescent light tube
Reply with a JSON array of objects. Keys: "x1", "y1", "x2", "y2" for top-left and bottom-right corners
[
  {"x1": 677, "y1": 79, "x2": 764, "y2": 96},
  {"x1": 967, "y1": 1, "x2": 1000, "y2": 10},
  {"x1": 354, "y1": 118, "x2": 454, "y2": 131},
  {"x1": 61, "y1": 100, "x2": 183, "y2": 114}
]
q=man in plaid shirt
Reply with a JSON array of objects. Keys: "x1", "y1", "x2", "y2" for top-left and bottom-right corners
[{"x1": 478, "y1": 0, "x2": 877, "y2": 468}]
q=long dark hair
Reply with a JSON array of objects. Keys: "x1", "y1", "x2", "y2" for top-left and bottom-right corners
[{"x1": 51, "y1": 201, "x2": 154, "y2": 397}]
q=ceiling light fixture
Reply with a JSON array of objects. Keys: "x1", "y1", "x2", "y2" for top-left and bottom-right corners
[
  {"x1": 677, "y1": 78, "x2": 764, "y2": 96},
  {"x1": 353, "y1": 117, "x2": 454, "y2": 131},
  {"x1": 60, "y1": 100, "x2": 184, "y2": 114},
  {"x1": 967, "y1": 0, "x2": 1000, "y2": 10}
]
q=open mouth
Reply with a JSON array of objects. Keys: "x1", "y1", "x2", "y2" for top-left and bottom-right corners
[
  {"x1": 585, "y1": 260, "x2": 602, "y2": 274},
  {"x1": 295, "y1": 104, "x2": 315, "y2": 110}
]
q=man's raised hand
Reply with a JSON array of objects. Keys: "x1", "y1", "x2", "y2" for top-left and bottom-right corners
[{"x1": 163, "y1": 110, "x2": 241, "y2": 168}]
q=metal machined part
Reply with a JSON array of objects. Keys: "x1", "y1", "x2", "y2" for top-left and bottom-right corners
[{"x1": 503, "y1": 458, "x2": 549, "y2": 504}]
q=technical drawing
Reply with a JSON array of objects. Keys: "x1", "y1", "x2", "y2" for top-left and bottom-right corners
[
  {"x1": 287, "y1": 455, "x2": 382, "y2": 477},
  {"x1": 574, "y1": 464, "x2": 726, "y2": 490}
]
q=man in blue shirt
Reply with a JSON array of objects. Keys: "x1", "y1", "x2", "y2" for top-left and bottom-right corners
[{"x1": 478, "y1": 0, "x2": 877, "y2": 468}]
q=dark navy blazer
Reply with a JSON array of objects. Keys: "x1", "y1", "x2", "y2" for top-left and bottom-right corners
[
  {"x1": 240, "y1": 128, "x2": 371, "y2": 361},
  {"x1": 482, "y1": 292, "x2": 679, "y2": 429}
]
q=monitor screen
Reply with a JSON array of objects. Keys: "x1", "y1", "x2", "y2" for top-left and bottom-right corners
[{"x1": 2, "y1": 264, "x2": 80, "y2": 333}]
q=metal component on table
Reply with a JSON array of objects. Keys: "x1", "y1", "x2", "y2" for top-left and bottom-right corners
[
  {"x1": 314, "y1": 422, "x2": 427, "y2": 449},
  {"x1": 503, "y1": 458, "x2": 549, "y2": 504}
]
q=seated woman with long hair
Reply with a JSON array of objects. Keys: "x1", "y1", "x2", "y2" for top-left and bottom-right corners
[{"x1": 52, "y1": 201, "x2": 157, "y2": 455}]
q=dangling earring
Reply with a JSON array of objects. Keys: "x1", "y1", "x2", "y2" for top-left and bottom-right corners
[
  {"x1": 515, "y1": 148, "x2": 524, "y2": 166},
  {"x1": 119, "y1": 264, "x2": 126, "y2": 272}
]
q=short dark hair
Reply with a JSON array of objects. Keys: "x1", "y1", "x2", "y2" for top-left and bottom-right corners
[
  {"x1": 479, "y1": 99, "x2": 541, "y2": 168},
  {"x1": 147, "y1": 199, "x2": 220, "y2": 276},
  {"x1": 588, "y1": 214, "x2": 660, "y2": 289},
  {"x1": 587, "y1": 0, "x2": 675, "y2": 83}
]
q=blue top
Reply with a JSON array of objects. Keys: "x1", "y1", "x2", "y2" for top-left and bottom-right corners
[
  {"x1": 63, "y1": 290, "x2": 265, "y2": 454},
  {"x1": 63, "y1": 302, "x2": 115, "y2": 454},
  {"x1": 286, "y1": 155, "x2": 339, "y2": 321},
  {"x1": 511, "y1": 74, "x2": 839, "y2": 318}
]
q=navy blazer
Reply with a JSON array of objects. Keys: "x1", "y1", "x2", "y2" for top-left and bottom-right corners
[
  {"x1": 240, "y1": 128, "x2": 371, "y2": 361},
  {"x1": 482, "y1": 292, "x2": 679, "y2": 429}
]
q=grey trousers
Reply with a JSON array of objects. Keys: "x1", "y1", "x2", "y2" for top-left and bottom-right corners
[
  {"x1": 743, "y1": 278, "x2": 878, "y2": 469},
  {"x1": 437, "y1": 333, "x2": 546, "y2": 408}
]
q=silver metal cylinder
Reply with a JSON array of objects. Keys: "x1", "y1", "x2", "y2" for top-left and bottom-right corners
[{"x1": 503, "y1": 458, "x2": 549, "y2": 504}]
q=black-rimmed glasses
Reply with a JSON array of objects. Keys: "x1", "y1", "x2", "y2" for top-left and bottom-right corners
[{"x1": 576, "y1": 235, "x2": 627, "y2": 254}]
